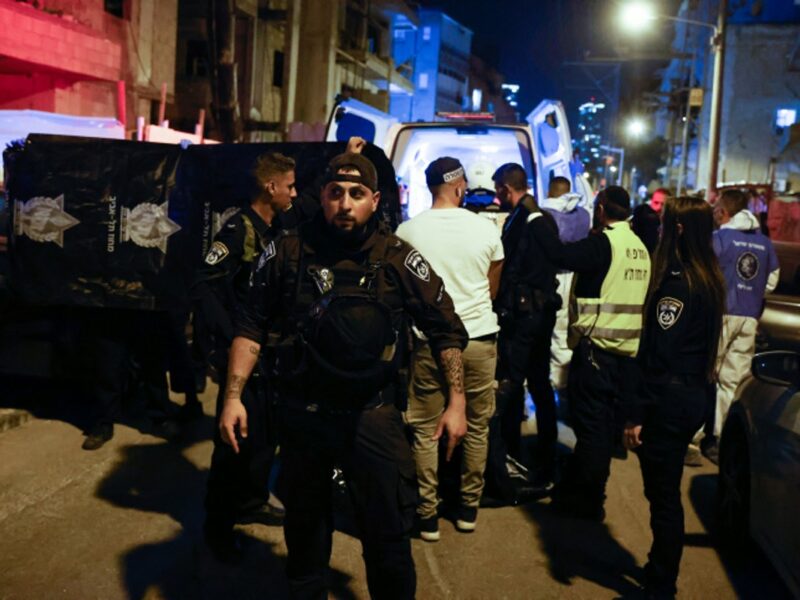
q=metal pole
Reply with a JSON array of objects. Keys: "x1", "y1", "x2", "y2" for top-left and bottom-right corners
[
  {"x1": 677, "y1": 51, "x2": 697, "y2": 195},
  {"x1": 618, "y1": 147, "x2": 624, "y2": 187},
  {"x1": 706, "y1": 0, "x2": 727, "y2": 200}
]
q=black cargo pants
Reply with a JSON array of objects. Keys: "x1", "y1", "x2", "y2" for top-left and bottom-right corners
[
  {"x1": 637, "y1": 379, "x2": 707, "y2": 596},
  {"x1": 278, "y1": 402, "x2": 417, "y2": 600},
  {"x1": 557, "y1": 338, "x2": 638, "y2": 512},
  {"x1": 205, "y1": 365, "x2": 276, "y2": 531}
]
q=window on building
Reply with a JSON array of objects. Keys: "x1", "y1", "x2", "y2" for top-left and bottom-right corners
[
  {"x1": 185, "y1": 40, "x2": 209, "y2": 78},
  {"x1": 776, "y1": 108, "x2": 797, "y2": 129},
  {"x1": 273, "y1": 51, "x2": 284, "y2": 88},
  {"x1": 104, "y1": 0, "x2": 125, "y2": 18}
]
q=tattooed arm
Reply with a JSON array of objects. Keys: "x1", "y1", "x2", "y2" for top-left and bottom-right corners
[
  {"x1": 433, "y1": 347, "x2": 467, "y2": 461},
  {"x1": 219, "y1": 336, "x2": 261, "y2": 453}
]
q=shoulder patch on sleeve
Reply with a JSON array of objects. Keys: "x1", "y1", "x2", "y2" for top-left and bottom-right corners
[
  {"x1": 656, "y1": 296, "x2": 684, "y2": 330},
  {"x1": 404, "y1": 249, "x2": 431, "y2": 282},
  {"x1": 204, "y1": 241, "x2": 229, "y2": 265},
  {"x1": 256, "y1": 240, "x2": 276, "y2": 271}
]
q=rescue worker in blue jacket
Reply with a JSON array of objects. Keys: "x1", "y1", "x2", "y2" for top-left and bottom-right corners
[
  {"x1": 623, "y1": 196, "x2": 726, "y2": 598},
  {"x1": 193, "y1": 152, "x2": 301, "y2": 561},
  {"x1": 529, "y1": 186, "x2": 650, "y2": 520},
  {"x1": 222, "y1": 152, "x2": 468, "y2": 599}
]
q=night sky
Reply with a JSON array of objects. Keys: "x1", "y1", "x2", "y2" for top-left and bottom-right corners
[{"x1": 420, "y1": 0, "x2": 679, "y2": 126}]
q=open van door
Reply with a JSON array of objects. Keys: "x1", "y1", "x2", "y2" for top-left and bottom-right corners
[
  {"x1": 526, "y1": 100, "x2": 579, "y2": 202},
  {"x1": 325, "y1": 98, "x2": 398, "y2": 149}
]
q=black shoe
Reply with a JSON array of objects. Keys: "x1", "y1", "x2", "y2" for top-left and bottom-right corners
[
  {"x1": 512, "y1": 480, "x2": 552, "y2": 505},
  {"x1": 236, "y1": 501, "x2": 285, "y2": 526},
  {"x1": 417, "y1": 515, "x2": 440, "y2": 542},
  {"x1": 82, "y1": 423, "x2": 113, "y2": 450},
  {"x1": 700, "y1": 439, "x2": 719, "y2": 465},
  {"x1": 204, "y1": 523, "x2": 243, "y2": 565},
  {"x1": 455, "y1": 506, "x2": 478, "y2": 532}
]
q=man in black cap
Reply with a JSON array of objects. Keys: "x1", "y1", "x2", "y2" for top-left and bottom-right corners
[
  {"x1": 527, "y1": 186, "x2": 650, "y2": 521},
  {"x1": 221, "y1": 151, "x2": 468, "y2": 599}
]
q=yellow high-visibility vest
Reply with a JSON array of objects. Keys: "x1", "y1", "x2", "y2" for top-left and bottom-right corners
[{"x1": 571, "y1": 221, "x2": 650, "y2": 356}]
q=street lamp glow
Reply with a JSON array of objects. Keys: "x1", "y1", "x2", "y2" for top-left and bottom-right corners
[
  {"x1": 627, "y1": 118, "x2": 647, "y2": 138},
  {"x1": 619, "y1": 2, "x2": 656, "y2": 32}
]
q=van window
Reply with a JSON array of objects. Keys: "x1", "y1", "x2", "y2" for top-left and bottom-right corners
[{"x1": 391, "y1": 126, "x2": 535, "y2": 219}]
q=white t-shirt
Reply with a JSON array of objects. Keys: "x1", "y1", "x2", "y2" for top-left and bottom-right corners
[{"x1": 396, "y1": 207, "x2": 504, "y2": 338}]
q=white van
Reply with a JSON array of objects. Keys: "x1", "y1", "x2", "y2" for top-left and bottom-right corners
[{"x1": 325, "y1": 98, "x2": 594, "y2": 221}]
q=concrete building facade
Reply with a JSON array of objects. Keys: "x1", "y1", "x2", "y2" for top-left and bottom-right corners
[
  {"x1": 654, "y1": 0, "x2": 800, "y2": 192},
  {"x1": 0, "y1": 0, "x2": 178, "y2": 135}
]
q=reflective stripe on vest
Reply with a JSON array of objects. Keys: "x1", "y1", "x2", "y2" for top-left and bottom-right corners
[{"x1": 572, "y1": 222, "x2": 650, "y2": 356}]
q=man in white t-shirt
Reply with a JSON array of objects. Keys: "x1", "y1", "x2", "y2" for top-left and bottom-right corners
[{"x1": 396, "y1": 157, "x2": 503, "y2": 542}]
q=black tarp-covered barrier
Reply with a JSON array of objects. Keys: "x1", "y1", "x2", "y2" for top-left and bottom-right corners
[{"x1": 4, "y1": 135, "x2": 400, "y2": 311}]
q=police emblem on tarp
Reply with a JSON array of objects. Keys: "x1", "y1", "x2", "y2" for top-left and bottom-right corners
[
  {"x1": 404, "y1": 250, "x2": 430, "y2": 282},
  {"x1": 657, "y1": 296, "x2": 684, "y2": 330},
  {"x1": 120, "y1": 201, "x2": 181, "y2": 253},
  {"x1": 13, "y1": 195, "x2": 79, "y2": 248},
  {"x1": 736, "y1": 251, "x2": 759, "y2": 281},
  {"x1": 205, "y1": 241, "x2": 229, "y2": 265}
]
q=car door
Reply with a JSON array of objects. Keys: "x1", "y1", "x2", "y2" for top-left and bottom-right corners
[
  {"x1": 325, "y1": 98, "x2": 399, "y2": 149},
  {"x1": 526, "y1": 100, "x2": 582, "y2": 203},
  {"x1": 750, "y1": 378, "x2": 800, "y2": 593}
]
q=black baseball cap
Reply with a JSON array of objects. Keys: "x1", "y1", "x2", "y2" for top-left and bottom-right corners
[
  {"x1": 323, "y1": 152, "x2": 379, "y2": 192},
  {"x1": 425, "y1": 157, "x2": 466, "y2": 188},
  {"x1": 596, "y1": 185, "x2": 631, "y2": 213}
]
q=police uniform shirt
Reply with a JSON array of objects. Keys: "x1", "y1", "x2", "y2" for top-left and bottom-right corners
[
  {"x1": 235, "y1": 215, "x2": 467, "y2": 356},
  {"x1": 499, "y1": 195, "x2": 560, "y2": 300},
  {"x1": 193, "y1": 206, "x2": 279, "y2": 344}
]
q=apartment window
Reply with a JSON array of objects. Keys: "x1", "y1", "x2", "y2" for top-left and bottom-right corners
[
  {"x1": 273, "y1": 51, "x2": 284, "y2": 88},
  {"x1": 185, "y1": 40, "x2": 209, "y2": 78},
  {"x1": 104, "y1": 0, "x2": 125, "y2": 18}
]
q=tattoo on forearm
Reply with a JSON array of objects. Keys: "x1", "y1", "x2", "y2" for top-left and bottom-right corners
[
  {"x1": 226, "y1": 375, "x2": 247, "y2": 399},
  {"x1": 440, "y1": 348, "x2": 465, "y2": 394},
  {"x1": 248, "y1": 345, "x2": 259, "y2": 356}
]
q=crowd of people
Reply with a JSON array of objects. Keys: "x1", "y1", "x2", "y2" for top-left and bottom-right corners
[{"x1": 72, "y1": 138, "x2": 778, "y2": 600}]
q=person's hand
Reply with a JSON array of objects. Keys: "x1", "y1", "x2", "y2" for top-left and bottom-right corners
[
  {"x1": 623, "y1": 422, "x2": 642, "y2": 450},
  {"x1": 433, "y1": 406, "x2": 467, "y2": 461},
  {"x1": 346, "y1": 136, "x2": 367, "y2": 154},
  {"x1": 220, "y1": 398, "x2": 248, "y2": 453}
]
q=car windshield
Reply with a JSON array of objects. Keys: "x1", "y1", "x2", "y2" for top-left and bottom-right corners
[{"x1": 390, "y1": 126, "x2": 535, "y2": 219}]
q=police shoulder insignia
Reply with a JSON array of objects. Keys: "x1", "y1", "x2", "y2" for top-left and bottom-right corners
[
  {"x1": 656, "y1": 296, "x2": 684, "y2": 330},
  {"x1": 404, "y1": 250, "x2": 431, "y2": 282},
  {"x1": 257, "y1": 241, "x2": 277, "y2": 271},
  {"x1": 736, "y1": 251, "x2": 759, "y2": 281},
  {"x1": 205, "y1": 241, "x2": 229, "y2": 265}
]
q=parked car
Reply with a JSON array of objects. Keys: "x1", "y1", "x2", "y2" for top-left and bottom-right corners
[{"x1": 717, "y1": 351, "x2": 800, "y2": 597}]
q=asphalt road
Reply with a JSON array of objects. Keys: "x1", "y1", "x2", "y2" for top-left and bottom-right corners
[{"x1": 0, "y1": 382, "x2": 792, "y2": 600}]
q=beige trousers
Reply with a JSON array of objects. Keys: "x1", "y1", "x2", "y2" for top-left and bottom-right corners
[
  {"x1": 715, "y1": 315, "x2": 758, "y2": 437},
  {"x1": 404, "y1": 339, "x2": 497, "y2": 518}
]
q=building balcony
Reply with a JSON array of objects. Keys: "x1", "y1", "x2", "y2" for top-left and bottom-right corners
[
  {"x1": 336, "y1": 47, "x2": 415, "y2": 95},
  {"x1": 0, "y1": 0, "x2": 122, "y2": 82}
]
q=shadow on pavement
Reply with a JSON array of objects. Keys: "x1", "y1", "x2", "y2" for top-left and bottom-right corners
[
  {"x1": 94, "y1": 415, "x2": 359, "y2": 600},
  {"x1": 520, "y1": 499, "x2": 644, "y2": 597},
  {"x1": 687, "y1": 474, "x2": 793, "y2": 600}
]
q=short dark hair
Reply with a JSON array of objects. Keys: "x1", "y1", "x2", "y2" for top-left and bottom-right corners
[
  {"x1": 548, "y1": 176, "x2": 571, "y2": 197},
  {"x1": 254, "y1": 152, "x2": 295, "y2": 185},
  {"x1": 652, "y1": 187, "x2": 671, "y2": 197},
  {"x1": 596, "y1": 186, "x2": 631, "y2": 220},
  {"x1": 720, "y1": 189, "x2": 748, "y2": 216},
  {"x1": 492, "y1": 163, "x2": 528, "y2": 192}
]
